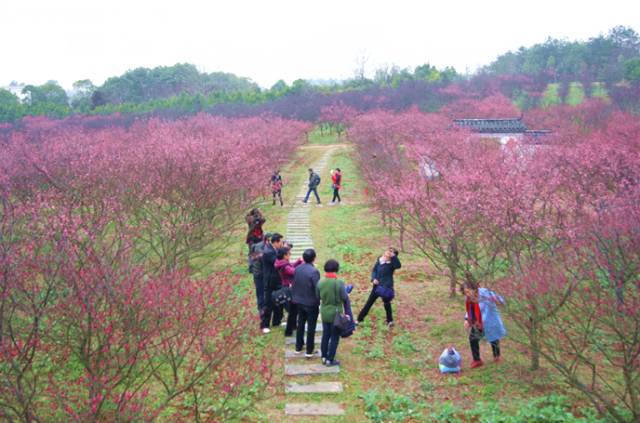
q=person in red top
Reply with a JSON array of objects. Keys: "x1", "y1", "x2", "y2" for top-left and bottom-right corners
[
  {"x1": 246, "y1": 208, "x2": 266, "y2": 245},
  {"x1": 464, "y1": 282, "x2": 484, "y2": 368},
  {"x1": 330, "y1": 168, "x2": 342, "y2": 205},
  {"x1": 275, "y1": 247, "x2": 304, "y2": 336}
]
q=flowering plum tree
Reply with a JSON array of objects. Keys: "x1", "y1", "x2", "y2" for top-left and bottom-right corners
[{"x1": 0, "y1": 114, "x2": 306, "y2": 421}]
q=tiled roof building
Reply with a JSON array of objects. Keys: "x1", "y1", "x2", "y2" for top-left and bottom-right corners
[{"x1": 452, "y1": 118, "x2": 528, "y2": 133}]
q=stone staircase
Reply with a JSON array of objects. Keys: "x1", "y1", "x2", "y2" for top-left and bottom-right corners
[{"x1": 283, "y1": 147, "x2": 345, "y2": 417}]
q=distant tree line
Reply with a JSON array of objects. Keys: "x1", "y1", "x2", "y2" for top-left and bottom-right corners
[{"x1": 1, "y1": 26, "x2": 639, "y2": 124}]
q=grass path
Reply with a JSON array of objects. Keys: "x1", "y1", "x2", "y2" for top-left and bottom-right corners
[{"x1": 251, "y1": 135, "x2": 577, "y2": 422}]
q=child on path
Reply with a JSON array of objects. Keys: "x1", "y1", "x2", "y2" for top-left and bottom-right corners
[{"x1": 319, "y1": 259, "x2": 349, "y2": 366}]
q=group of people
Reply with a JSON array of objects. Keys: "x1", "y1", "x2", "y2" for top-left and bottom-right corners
[
  {"x1": 247, "y1": 197, "x2": 507, "y2": 371},
  {"x1": 439, "y1": 283, "x2": 507, "y2": 372},
  {"x1": 303, "y1": 167, "x2": 342, "y2": 206},
  {"x1": 247, "y1": 223, "x2": 401, "y2": 366},
  {"x1": 270, "y1": 167, "x2": 343, "y2": 207}
]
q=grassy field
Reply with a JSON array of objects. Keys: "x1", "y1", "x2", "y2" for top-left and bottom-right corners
[{"x1": 246, "y1": 133, "x2": 602, "y2": 422}]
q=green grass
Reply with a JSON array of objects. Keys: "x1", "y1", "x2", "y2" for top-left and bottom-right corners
[
  {"x1": 590, "y1": 82, "x2": 609, "y2": 99},
  {"x1": 566, "y1": 82, "x2": 585, "y2": 105},
  {"x1": 540, "y1": 83, "x2": 562, "y2": 108},
  {"x1": 307, "y1": 126, "x2": 347, "y2": 145},
  {"x1": 252, "y1": 139, "x2": 603, "y2": 422}
]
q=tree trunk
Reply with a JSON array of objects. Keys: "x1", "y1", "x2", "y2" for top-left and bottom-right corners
[
  {"x1": 448, "y1": 263, "x2": 458, "y2": 297},
  {"x1": 399, "y1": 214, "x2": 405, "y2": 252},
  {"x1": 529, "y1": 319, "x2": 540, "y2": 371}
]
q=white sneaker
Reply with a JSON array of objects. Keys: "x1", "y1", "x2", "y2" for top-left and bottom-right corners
[
  {"x1": 387, "y1": 321, "x2": 394, "y2": 328},
  {"x1": 262, "y1": 328, "x2": 271, "y2": 334}
]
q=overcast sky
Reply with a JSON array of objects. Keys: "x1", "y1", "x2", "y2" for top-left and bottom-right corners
[{"x1": 2, "y1": 0, "x2": 638, "y2": 89}]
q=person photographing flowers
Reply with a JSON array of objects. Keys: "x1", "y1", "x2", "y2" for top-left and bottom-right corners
[{"x1": 356, "y1": 247, "x2": 401, "y2": 327}]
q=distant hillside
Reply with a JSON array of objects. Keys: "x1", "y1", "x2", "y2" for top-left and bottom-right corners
[
  {"x1": 1, "y1": 26, "x2": 639, "y2": 123},
  {"x1": 93, "y1": 63, "x2": 260, "y2": 105},
  {"x1": 482, "y1": 26, "x2": 640, "y2": 85}
]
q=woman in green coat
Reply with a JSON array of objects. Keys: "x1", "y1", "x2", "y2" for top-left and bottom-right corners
[{"x1": 319, "y1": 259, "x2": 348, "y2": 366}]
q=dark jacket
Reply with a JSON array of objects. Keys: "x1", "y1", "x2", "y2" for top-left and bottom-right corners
[
  {"x1": 246, "y1": 213, "x2": 266, "y2": 245},
  {"x1": 371, "y1": 255, "x2": 401, "y2": 289},
  {"x1": 250, "y1": 240, "x2": 266, "y2": 277},
  {"x1": 308, "y1": 172, "x2": 321, "y2": 189},
  {"x1": 262, "y1": 243, "x2": 281, "y2": 290},
  {"x1": 292, "y1": 263, "x2": 321, "y2": 307}
]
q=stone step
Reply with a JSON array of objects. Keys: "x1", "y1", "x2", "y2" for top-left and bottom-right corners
[
  {"x1": 286, "y1": 382, "x2": 343, "y2": 394},
  {"x1": 285, "y1": 364, "x2": 339, "y2": 376},
  {"x1": 284, "y1": 350, "x2": 321, "y2": 359},
  {"x1": 285, "y1": 402, "x2": 345, "y2": 416},
  {"x1": 286, "y1": 336, "x2": 308, "y2": 345}
]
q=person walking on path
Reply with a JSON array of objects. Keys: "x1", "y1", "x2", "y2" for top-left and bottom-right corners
[
  {"x1": 303, "y1": 168, "x2": 322, "y2": 205},
  {"x1": 356, "y1": 247, "x2": 401, "y2": 327},
  {"x1": 249, "y1": 233, "x2": 272, "y2": 313},
  {"x1": 319, "y1": 259, "x2": 349, "y2": 366},
  {"x1": 261, "y1": 233, "x2": 284, "y2": 333},
  {"x1": 275, "y1": 246, "x2": 303, "y2": 336},
  {"x1": 330, "y1": 168, "x2": 342, "y2": 205},
  {"x1": 292, "y1": 249, "x2": 321, "y2": 357},
  {"x1": 271, "y1": 170, "x2": 284, "y2": 206}
]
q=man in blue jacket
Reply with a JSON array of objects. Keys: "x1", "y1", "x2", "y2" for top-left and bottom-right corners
[
  {"x1": 357, "y1": 247, "x2": 401, "y2": 327},
  {"x1": 292, "y1": 249, "x2": 321, "y2": 357},
  {"x1": 303, "y1": 168, "x2": 322, "y2": 205}
]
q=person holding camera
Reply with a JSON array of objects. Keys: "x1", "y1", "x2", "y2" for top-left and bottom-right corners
[
  {"x1": 246, "y1": 208, "x2": 266, "y2": 245},
  {"x1": 356, "y1": 247, "x2": 401, "y2": 327},
  {"x1": 261, "y1": 233, "x2": 284, "y2": 333}
]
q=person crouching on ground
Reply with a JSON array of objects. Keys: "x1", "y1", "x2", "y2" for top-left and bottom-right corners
[
  {"x1": 356, "y1": 247, "x2": 401, "y2": 327},
  {"x1": 275, "y1": 246, "x2": 303, "y2": 336},
  {"x1": 319, "y1": 259, "x2": 348, "y2": 366}
]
